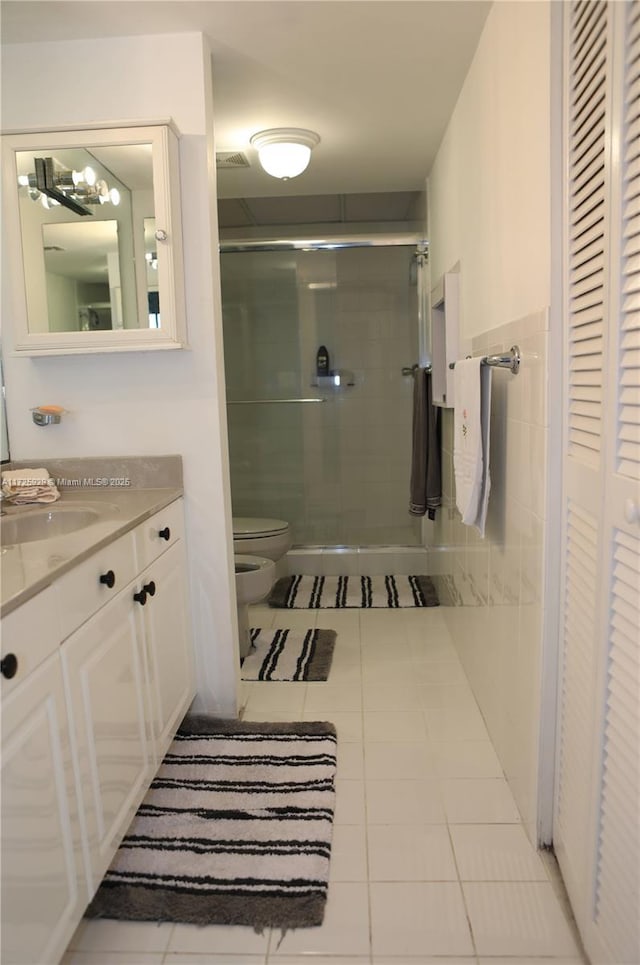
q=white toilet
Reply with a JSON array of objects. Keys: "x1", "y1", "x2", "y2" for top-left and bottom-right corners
[
  {"x1": 232, "y1": 517, "x2": 291, "y2": 562},
  {"x1": 234, "y1": 554, "x2": 276, "y2": 659}
]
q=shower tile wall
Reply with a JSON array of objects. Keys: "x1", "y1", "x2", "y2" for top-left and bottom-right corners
[
  {"x1": 222, "y1": 246, "x2": 421, "y2": 546},
  {"x1": 425, "y1": 309, "x2": 549, "y2": 842}
]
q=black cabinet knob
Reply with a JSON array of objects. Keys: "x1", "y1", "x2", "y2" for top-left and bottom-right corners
[
  {"x1": 143, "y1": 581, "x2": 156, "y2": 597},
  {"x1": 158, "y1": 527, "x2": 171, "y2": 541},
  {"x1": 99, "y1": 570, "x2": 116, "y2": 589},
  {"x1": 1, "y1": 654, "x2": 18, "y2": 680},
  {"x1": 133, "y1": 589, "x2": 147, "y2": 606}
]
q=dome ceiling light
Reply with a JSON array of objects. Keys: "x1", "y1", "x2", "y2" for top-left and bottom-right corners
[{"x1": 250, "y1": 128, "x2": 320, "y2": 180}]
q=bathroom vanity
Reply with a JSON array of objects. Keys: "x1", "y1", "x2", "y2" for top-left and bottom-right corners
[{"x1": 0, "y1": 476, "x2": 195, "y2": 965}]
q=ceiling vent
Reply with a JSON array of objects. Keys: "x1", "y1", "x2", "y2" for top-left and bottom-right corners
[{"x1": 216, "y1": 151, "x2": 250, "y2": 170}]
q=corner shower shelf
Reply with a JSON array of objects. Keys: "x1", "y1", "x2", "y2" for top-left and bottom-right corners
[{"x1": 311, "y1": 369, "x2": 355, "y2": 388}]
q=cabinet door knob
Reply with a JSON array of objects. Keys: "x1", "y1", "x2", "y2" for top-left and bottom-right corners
[
  {"x1": 144, "y1": 581, "x2": 156, "y2": 597},
  {"x1": 158, "y1": 527, "x2": 171, "y2": 541},
  {"x1": 133, "y1": 589, "x2": 147, "y2": 606},
  {"x1": 99, "y1": 569, "x2": 116, "y2": 589},
  {"x1": 1, "y1": 654, "x2": 19, "y2": 679}
]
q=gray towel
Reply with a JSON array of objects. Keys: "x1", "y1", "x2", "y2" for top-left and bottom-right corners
[{"x1": 409, "y1": 368, "x2": 441, "y2": 519}]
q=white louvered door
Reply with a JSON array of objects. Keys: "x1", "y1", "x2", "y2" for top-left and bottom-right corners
[{"x1": 556, "y1": 3, "x2": 640, "y2": 963}]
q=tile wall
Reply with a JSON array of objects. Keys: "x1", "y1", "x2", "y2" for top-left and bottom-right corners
[
  {"x1": 222, "y1": 246, "x2": 422, "y2": 546},
  {"x1": 425, "y1": 309, "x2": 549, "y2": 842}
]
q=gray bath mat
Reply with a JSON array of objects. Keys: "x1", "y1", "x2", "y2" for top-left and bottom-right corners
[
  {"x1": 242, "y1": 628, "x2": 337, "y2": 681},
  {"x1": 85, "y1": 716, "x2": 337, "y2": 931},
  {"x1": 269, "y1": 574, "x2": 439, "y2": 608}
]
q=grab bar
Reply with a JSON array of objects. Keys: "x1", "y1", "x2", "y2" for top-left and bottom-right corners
[
  {"x1": 449, "y1": 345, "x2": 520, "y2": 375},
  {"x1": 401, "y1": 363, "x2": 432, "y2": 376},
  {"x1": 227, "y1": 398, "x2": 326, "y2": 405}
]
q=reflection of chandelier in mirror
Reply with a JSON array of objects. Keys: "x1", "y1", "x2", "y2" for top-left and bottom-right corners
[{"x1": 17, "y1": 157, "x2": 121, "y2": 216}]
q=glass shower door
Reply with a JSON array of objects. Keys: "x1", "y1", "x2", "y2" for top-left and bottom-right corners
[{"x1": 221, "y1": 244, "x2": 421, "y2": 546}]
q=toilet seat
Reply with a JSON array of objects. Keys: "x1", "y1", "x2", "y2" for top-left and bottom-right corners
[{"x1": 233, "y1": 517, "x2": 289, "y2": 539}]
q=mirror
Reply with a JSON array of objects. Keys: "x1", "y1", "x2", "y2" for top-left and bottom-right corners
[
  {"x1": 4, "y1": 125, "x2": 186, "y2": 354},
  {"x1": 16, "y1": 143, "x2": 152, "y2": 333}
]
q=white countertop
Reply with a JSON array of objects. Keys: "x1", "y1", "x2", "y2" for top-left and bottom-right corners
[{"x1": 1, "y1": 488, "x2": 182, "y2": 616}]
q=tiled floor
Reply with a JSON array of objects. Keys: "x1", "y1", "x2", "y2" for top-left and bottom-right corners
[{"x1": 63, "y1": 606, "x2": 586, "y2": 965}]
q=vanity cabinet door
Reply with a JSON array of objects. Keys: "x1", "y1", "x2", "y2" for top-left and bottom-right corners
[
  {"x1": 139, "y1": 539, "x2": 194, "y2": 761},
  {"x1": 61, "y1": 582, "x2": 152, "y2": 895},
  {"x1": 1, "y1": 652, "x2": 84, "y2": 965}
]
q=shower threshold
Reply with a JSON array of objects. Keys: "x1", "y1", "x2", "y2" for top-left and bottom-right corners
[{"x1": 286, "y1": 544, "x2": 430, "y2": 577}]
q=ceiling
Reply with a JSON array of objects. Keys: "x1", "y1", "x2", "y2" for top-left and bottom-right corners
[{"x1": 1, "y1": 1, "x2": 491, "y2": 204}]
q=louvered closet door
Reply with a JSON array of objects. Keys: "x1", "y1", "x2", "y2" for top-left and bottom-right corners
[
  {"x1": 587, "y1": 3, "x2": 640, "y2": 961},
  {"x1": 555, "y1": 0, "x2": 610, "y2": 927},
  {"x1": 556, "y1": 3, "x2": 640, "y2": 963}
]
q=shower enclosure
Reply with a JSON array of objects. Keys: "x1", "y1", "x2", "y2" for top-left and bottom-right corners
[{"x1": 220, "y1": 239, "x2": 425, "y2": 547}]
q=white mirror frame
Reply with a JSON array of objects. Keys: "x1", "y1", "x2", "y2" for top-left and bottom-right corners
[{"x1": 2, "y1": 122, "x2": 187, "y2": 355}]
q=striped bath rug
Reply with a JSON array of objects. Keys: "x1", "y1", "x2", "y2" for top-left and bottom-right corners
[
  {"x1": 86, "y1": 716, "x2": 337, "y2": 931},
  {"x1": 242, "y1": 628, "x2": 337, "y2": 681},
  {"x1": 269, "y1": 574, "x2": 439, "y2": 609}
]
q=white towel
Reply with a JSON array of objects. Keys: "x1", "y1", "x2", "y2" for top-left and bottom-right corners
[
  {"x1": 1, "y1": 468, "x2": 60, "y2": 504},
  {"x1": 453, "y1": 358, "x2": 492, "y2": 536}
]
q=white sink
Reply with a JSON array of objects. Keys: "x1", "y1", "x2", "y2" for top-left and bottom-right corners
[{"x1": 1, "y1": 503, "x2": 117, "y2": 545}]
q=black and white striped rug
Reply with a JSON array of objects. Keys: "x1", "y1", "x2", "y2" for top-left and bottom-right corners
[
  {"x1": 269, "y1": 574, "x2": 439, "y2": 608},
  {"x1": 86, "y1": 716, "x2": 337, "y2": 931},
  {"x1": 242, "y1": 628, "x2": 336, "y2": 681}
]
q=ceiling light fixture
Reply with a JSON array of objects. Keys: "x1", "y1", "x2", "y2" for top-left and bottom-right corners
[{"x1": 250, "y1": 128, "x2": 320, "y2": 180}]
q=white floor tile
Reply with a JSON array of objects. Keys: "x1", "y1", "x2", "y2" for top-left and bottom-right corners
[
  {"x1": 337, "y1": 740, "x2": 365, "y2": 779},
  {"x1": 364, "y1": 741, "x2": 435, "y2": 780},
  {"x1": 363, "y1": 711, "x2": 428, "y2": 742},
  {"x1": 373, "y1": 959, "x2": 475, "y2": 965},
  {"x1": 363, "y1": 682, "x2": 426, "y2": 710},
  {"x1": 69, "y1": 920, "x2": 173, "y2": 953},
  {"x1": 478, "y1": 959, "x2": 584, "y2": 965},
  {"x1": 416, "y1": 683, "x2": 478, "y2": 710},
  {"x1": 431, "y1": 741, "x2": 503, "y2": 778},
  {"x1": 463, "y1": 881, "x2": 581, "y2": 957},
  {"x1": 329, "y1": 824, "x2": 368, "y2": 881},
  {"x1": 274, "y1": 882, "x2": 370, "y2": 956},
  {"x1": 451, "y1": 824, "x2": 548, "y2": 881},
  {"x1": 242, "y1": 682, "x2": 306, "y2": 717},
  {"x1": 62, "y1": 953, "x2": 164, "y2": 965},
  {"x1": 272, "y1": 959, "x2": 370, "y2": 965},
  {"x1": 365, "y1": 779, "x2": 445, "y2": 825},
  {"x1": 413, "y1": 661, "x2": 468, "y2": 685},
  {"x1": 167, "y1": 923, "x2": 270, "y2": 955},
  {"x1": 367, "y1": 824, "x2": 457, "y2": 881},
  {"x1": 370, "y1": 882, "x2": 474, "y2": 957},
  {"x1": 424, "y1": 704, "x2": 489, "y2": 741},
  {"x1": 59, "y1": 607, "x2": 587, "y2": 965},
  {"x1": 164, "y1": 956, "x2": 265, "y2": 965},
  {"x1": 304, "y1": 683, "x2": 363, "y2": 714},
  {"x1": 442, "y1": 778, "x2": 521, "y2": 823},
  {"x1": 304, "y1": 710, "x2": 363, "y2": 741},
  {"x1": 270, "y1": 610, "x2": 318, "y2": 630},
  {"x1": 334, "y1": 779, "x2": 366, "y2": 824}
]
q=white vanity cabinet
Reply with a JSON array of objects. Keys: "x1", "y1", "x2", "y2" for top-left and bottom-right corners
[
  {"x1": 1, "y1": 653, "x2": 86, "y2": 965},
  {"x1": 137, "y1": 539, "x2": 193, "y2": 763},
  {"x1": 0, "y1": 496, "x2": 195, "y2": 963},
  {"x1": 61, "y1": 581, "x2": 153, "y2": 893}
]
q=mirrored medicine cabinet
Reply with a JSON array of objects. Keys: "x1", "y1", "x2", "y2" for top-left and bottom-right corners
[{"x1": 2, "y1": 123, "x2": 187, "y2": 355}]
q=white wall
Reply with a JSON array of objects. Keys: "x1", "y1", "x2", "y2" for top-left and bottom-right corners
[
  {"x1": 1, "y1": 33, "x2": 240, "y2": 716},
  {"x1": 429, "y1": 1, "x2": 550, "y2": 341},
  {"x1": 426, "y1": 1, "x2": 553, "y2": 843}
]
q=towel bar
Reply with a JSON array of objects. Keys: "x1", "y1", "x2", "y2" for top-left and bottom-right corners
[
  {"x1": 449, "y1": 345, "x2": 520, "y2": 375},
  {"x1": 402, "y1": 363, "x2": 432, "y2": 376}
]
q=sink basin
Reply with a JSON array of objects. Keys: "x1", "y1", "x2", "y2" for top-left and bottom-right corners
[{"x1": 1, "y1": 504, "x2": 115, "y2": 545}]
